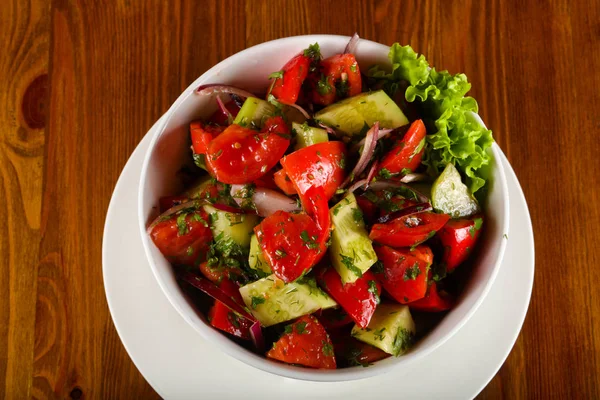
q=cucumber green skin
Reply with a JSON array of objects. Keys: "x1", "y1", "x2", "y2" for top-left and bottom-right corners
[
  {"x1": 292, "y1": 122, "x2": 329, "y2": 150},
  {"x1": 233, "y1": 97, "x2": 306, "y2": 128},
  {"x1": 351, "y1": 303, "x2": 416, "y2": 356},
  {"x1": 329, "y1": 193, "x2": 378, "y2": 284},
  {"x1": 431, "y1": 163, "x2": 481, "y2": 218},
  {"x1": 239, "y1": 274, "x2": 337, "y2": 327},
  {"x1": 248, "y1": 234, "x2": 272, "y2": 275},
  {"x1": 202, "y1": 204, "x2": 259, "y2": 249},
  {"x1": 314, "y1": 90, "x2": 409, "y2": 136}
]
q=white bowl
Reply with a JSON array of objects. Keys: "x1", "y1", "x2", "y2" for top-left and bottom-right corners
[{"x1": 138, "y1": 35, "x2": 509, "y2": 382}]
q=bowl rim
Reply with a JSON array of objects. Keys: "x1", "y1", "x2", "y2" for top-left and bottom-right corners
[{"x1": 137, "y1": 34, "x2": 510, "y2": 382}]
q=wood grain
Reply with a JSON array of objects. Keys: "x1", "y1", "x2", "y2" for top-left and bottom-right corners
[{"x1": 0, "y1": 0, "x2": 598, "y2": 398}]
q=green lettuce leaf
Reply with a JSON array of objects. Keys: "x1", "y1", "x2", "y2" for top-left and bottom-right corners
[{"x1": 368, "y1": 44, "x2": 494, "y2": 194}]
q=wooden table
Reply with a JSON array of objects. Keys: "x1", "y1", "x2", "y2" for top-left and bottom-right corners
[{"x1": 1, "y1": 0, "x2": 599, "y2": 398}]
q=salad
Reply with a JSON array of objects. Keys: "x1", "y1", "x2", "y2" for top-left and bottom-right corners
[{"x1": 147, "y1": 34, "x2": 493, "y2": 369}]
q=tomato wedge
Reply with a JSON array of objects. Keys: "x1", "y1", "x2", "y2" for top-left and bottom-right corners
[
  {"x1": 280, "y1": 141, "x2": 346, "y2": 202},
  {"x1": 378, "y1": 119, "x2": 427, "y2": 177},
  {"x1": 254, "y1": 211, "x2": 324, "y2": 282},
  {"x1": 438, "y1": 215, "x2": 484, "y2": 272},
  {"x1": 190, "y1": 121, "x2": 225, "y2": 155},
  {"x1": 370, "y1": 211, "x2": 450, "y2": 248},
  {"x1": 205, "y1": 116, "x2": 291, "y2": 184},
  {"x1": 316, "y1": 308, "x2": 354, "y2": 330},
  {"x1": 198, "y1": 261, "x2": 244, "y2": 304},
  {"x1": 208, "y1": 300, "x2": 253, "y2": 340},
  {"x1": 331, "y1": 335, "x2": 390, "y2": 367},
  {"x1": 318, "y1": 268, "x2": 381, "y2": 328},
  {"x1": 252, "y1": 168, "x2": 279, "y2": 191},
  {"x1": 374, "y1": 245, "x2": 431, "y2": 304},
  {"x1": 270, "y1": 54, "x2": 311, "y2": 104},
  {"x1": 310, "y1": 54, "x2": 362, "y2": 106},
  {"x1": 267, "y1": 315, "x2": 336, "y2": 369},
  {"x1": 408, "y1": 283, "x2": 454, "y2": 312},
  {"x1": 149, "y1": 209, "x2": 212, "y2": 266},
  {"x1": 273, "y1": 169, "x2": 297, "y2": 195}
]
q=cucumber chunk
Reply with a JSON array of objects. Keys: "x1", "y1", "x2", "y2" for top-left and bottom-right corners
[
  {"x1": 314, "y1": 90, "x2": 409, "y2": 136},
  {"x1": 248, "y1": 234, "x2": 272, "y2": 275},
  {"x1": 351, "y1": 303, "x2": 415, "y2": 356},
  {"x1": 183, "y1": 176, "x2": 213, "y2": 199},
  {"x1": 292, "y1": 122, "x2": 329, "y2": 150},
  {"x1": 203, "y1": 204, "x2": 259, "y2": 250},
  {"x1": 239, "y1": 275, "x2": 337, "y2": 327},
  {"x1": 431, "y1": 163, "x2": 481, "y2": 218},
  {"x1": 233, "y1": 97, "x2": 306, "y2": 128},
  {"x1": 329, "y1": 193, "x2": 378, "y2": 284}
]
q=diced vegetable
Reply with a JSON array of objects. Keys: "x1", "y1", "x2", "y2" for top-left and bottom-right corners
[
  {"x1": 314, "y1": 90, "x2": 409, "y2": 135},
  {"x1": 329, "y1": 194, "x2": 378, "y2": 283},
  {"x1": 292, "y1": 122, "x2": 329, "y2": 150},
  {"x1": 208, "y1": 300, "x2": 253, "y2": 340},
  {"x1": 273, "y1": 169, "x2": 297, "y2": 195},
  {"x1": 408, "y1": 283, "x2": 454, "y2": 312},
  {"x1": 331, "y1": 335, "x2": 390, "y2": 367},
  {"x1": 378, "y1": 119, "x2": 427, "y2": 176},
  {"x1": 437, "y1": 215, "x2": 484, "y2": 272},
  {"x1": 203, "y1": 204, "x2": 259, "y2": 250},
  {"x1": 351, "y1": 303, "x2": 415, "y2": 356},
  {"x1": 370, "y1": 211, "x2": 449, "y2": 248},
  {"x1": 233, "y1": 97, "x2": 276, "y2": 128},
  {"x1": 431, "y1": 163, "x2": 481, "y2": 218},
  {"x1": 248, "y1": 234, "x2": 272, "y2": 275},
  {"x1": 238, "y1": 274, "x2": 336, "y2": 327}
]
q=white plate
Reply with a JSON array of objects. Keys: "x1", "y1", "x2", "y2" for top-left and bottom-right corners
[{"x1": 103, "y1": 117, "x2": 534, "y2": 400}]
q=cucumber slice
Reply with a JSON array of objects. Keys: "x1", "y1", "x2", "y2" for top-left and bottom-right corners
[
  {"x1": 329, "y1": 193, "x2": 378, "y2": 284},
  {"x1": 292, "y1": 122, "x2": 329, "y2": 150},
  {"x1": 248, "y1": 234, "x2": 272, "y2": 275},
  {"x1": 314, "y1": 90, "x2": 409, "y2": 136},
  {"x1": 239, "y1": 275, "x2": 337, "y2": 327},
  {"x1": 183, "y1": 175, "x2": 213, "y2": 199},
  {"x1": 233, "y1": 97, "x2": 306, "y2": 128},
  {"x1": 351, "y1": 303, "x2": 415, "y2": 356},
  {"x1": 431, "y1": 163, "x2": 481, "y2": 218},
  {"x1": 203, "y1": 204, "x2": 259, "y2": 250}
]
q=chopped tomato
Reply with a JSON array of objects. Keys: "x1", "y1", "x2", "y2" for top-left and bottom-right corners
[
  {"x1": 198, "y1": 261, "x2": 244, "y2": 303},
  {"x1": 267, "y1": 315, "x2": 336, "y2": 369},
  {"x1": 204, "y1": 116, "x2": 291, "y2": 184},
  {"x1": 302, "y1": 185, "x2": 331, "y2": 235},
  {"x1": 370, "y1": 212, "x2": 450, "y2": 248},
  {"x1": 438, "y1": 215, "x2": 484, "y2": 272},
  {"x1": 207, "y1": 100, "x2": 241, "y2": 126},
  {"x1": 270, "y1": 54, "x2": 311, "y2": 104},
  {"x1": 252, "y1": 169, "x2": 279, "y2": 191},
  {"x1": 208, "y1": 301, "x2": 252, "y2": 340},
  {"x1": 316, "y1": 308, "x2": 354, "y2": 330},
  {"x1": 318, "y1": 268, "x2": 381, "y2": 328},
  {"x1": 378, "y1": 196, "x2": 419, "y2": 220},
  {"x1": 273, "y1": 169, "x2": 297, "y2": 195},
  {"x1": 159, "y1": 195, "x2": 189, "y2": 213},
  {"x1": 374, "y1": 245, "x2": 431, "y2": 304},
  {"x1": 280, "y1": 141, "x2": 346, "y2": 202},
  {"x1": 149, "y1": 209, "x2": 212, "y2": 266},
  {"x1": 378, "y1": 120, "x2": 427, "y2": 176},
  {"x1": 254, "y1": 211, "x2": 324, "y2": 282},
  {"x1": 190, "y1": 121, "x2": 225, "y2": 155},
  {"x1": 409, "y1": 244, "x2": 434, "y2": 265},
  {"x1": 332, "y1": 335, "x2": 390, "y2": 367},
  {"x1": 355, "y1": 194, "x2": 378, "y2": 223},
  {"x1": 408, "y1": 283, "x2": 454, "y2": 312},
  {"x1": 310, "y1": 54, "x2": 362, "y2": 106}
]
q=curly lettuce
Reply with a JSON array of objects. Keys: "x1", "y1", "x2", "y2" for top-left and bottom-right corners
[{"x1": 369, "y1": 44, "x2": 494, "y2": 194}]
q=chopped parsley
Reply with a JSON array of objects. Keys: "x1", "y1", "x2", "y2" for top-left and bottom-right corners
[
  {"x1": 268, "y1": 70, "x2": 284, "y2": 80},
  {"x1": 250, "y1": 295, "x2": 266, "y2": 309},
  {"x1": 403, "y1": 263, "x2": 421, "y2": 281},
  {"x1": 300, "y1": 230, "x2": 319, "y2": 250},
  {"x1": 284, "y1": 324, "x2": 293, "y2": 334},
  {"x1": 316, "y1": 74, "x2": 332, "y2": 95},
  {"x1": 322, "y1": 341, "x2": 334, "y2": 357},
  {"x1": 352, "y1": 207, "x2": 363, "y2": 224},
  {"x1": 503, "y1": 233, "x2": 508, "y2": 240},
  {"x1": 227, "y1": 312, "x2": 241, "y2": 328},
  {"x1": 371, "y1": 260, "x2": 384, "y2": 274},
  {"x1": 340, "y1": 254, "x2": 363, "y2": 278},
  {"x1": 392, "y1": 328, "x2": 414, "y2": 356},
  {"x1": 176, "y1": 213, "x2": 188, "y2": 235},
  {"x1": 295, "y1": 321, "x2": 308, "y2": 334},
  {"x1": 275, "y1": 248, "x2": 287, "y2": 259},
  {"x1": 431, "y1": 262, "x2": 447, "y2": 282},
  {"x1": 211, "y1": 149, "x2": 223, "y2": 161},
  {"x1": 367, "y1": 280, "x2": 380, "y2": 304},
  {"x1": 193, "y1": 153, "x2": 206, "y2": 169},
  {"x1": 337, "y1": 154, "x2": 346, "y2": 169},
  {"x1": 379, "y1": 168, "x2": 393, "y2": 179},
  {"x1": 373, "y1": 328, "x2": 386, "y2": 341},
  {"x1": 303, "y1": 43, "x2": 321, "y2": 59},
  {"x1": 400, "y1": 168, "x2": 412, "y2": 176},
  {"x1": 469, "y1": 217, "x2": 484, "y2": 238}
]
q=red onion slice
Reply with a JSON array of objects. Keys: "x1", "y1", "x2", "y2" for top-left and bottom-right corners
[
  {"x1": 366, "y1": 160, "x2": 379, "y2": 187},
  {"x1": 375, "y1": 202, "x2": 433, "y2": 224},
  {"x1": 344, "y1": 32, "x2": 360, "y2": 54},
  {"x1": 146, "y1": 199, "x2": 206, "y2": 234},
  {"x1": 400, "y1": 173, "x2": 430, "y2": 183},
  {"x1": 351, "y1": 128, "x2": 393, "y2": 153},
  {"x1": 281, "y1": 101, "x2": 311, "y2": 120},
  {"x1": 215, "y1": 95, "x2": 233, "y2": 125},
  {"x1": 347, "y1": 179, "x2": 368, "y2": 194},
  {"x1": 230, "y1": 185, "x2": 300, "y2": 217},
  {"x1": 180, "y1": 272, "x2": 256, "y2": 322},
  {"x1": 196, "y1": 84, "x2": 256, "y2": 99},
  {"x1": 211, "y1": 202, "x2": 247, "y2": 214},
  {"x1": 341, "y1": 122, "x2": 380, "y2": 188},
  {"x1": 250, "y1": 321, "x2": 265, "y2": 352},
  {"x1": 369, "y1": 180, "x2": 431, "y2": 204},
  {"x1": 318, "y1": 123, "x2": 342, "y2": 137}
]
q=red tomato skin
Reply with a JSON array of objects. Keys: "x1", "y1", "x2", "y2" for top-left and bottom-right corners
[
  {"x1": 355, "y1": 195, "x2": 378, "y2": 223},
  {"x1": 270, "y1": 54, "x2": 311, "y2": 104},
  {"x1": 205, "y1": 116, "x2": 291, "y2": 184},
  {"x1": 267, "y1": 315, "x2": 336, "y2": 369},
  {"x1": 370, "y1": 212, "x2": 450, "y2": 248},
  {"x1": 190, "y1": 121, "x2": 225, "y2": 155},
  {"x1": 207, "y1": 100, "x2": 241, "y2": 126},
  {"x1": 374, "y1": 245, "x2": 431, "y2": 304},
  {"x1": 149, "y1": 209, "x2": 213, "y2": 266},
  {"x1": 311, "y1": 54, "x2": 362, "y2": 106},
  {"x1": 254, "y1": 211, "x2": 323, "y2": 283},
  {"x1": 318, "y1": 269, "x2": 381, "y2": 328},
  {"x1": 208, "y1": 301, "x2": 252, "y2": 340},
  {"x1": 198, "y1": 261, "x2": 244, "y2": 304},
  {"x1": 252, "y1": 168, "x2": 279, "y2": 191},
  {"x1": 273, "y1": 169, "x2": 297, "y2": 195},
  {"x1": 378, "y1": 120, "x2": 427, "y2": 175},
  {"x1": 316, "y1": 308, "x2": 354, "y2": 330},
  {"x1": 159, "y1": 195, "x2": 189, "y2": 213},
  {"x1": 438, "y1": 215, "x2": 484, "y2": 272},
  {"x1": 331, "y1": 335, "x2": 390, "y2": 366},
  {"x1": 408, "y1": 283, "x2": 454, "y2": 312},
  {"x1": 280, "y1": 141, "x2": 346, "y2": 201}
]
